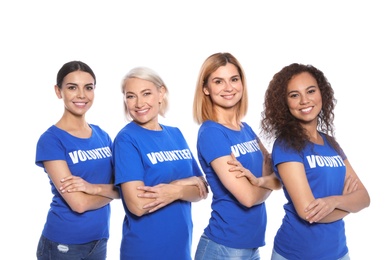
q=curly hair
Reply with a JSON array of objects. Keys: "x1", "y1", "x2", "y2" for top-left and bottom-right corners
[{"x1": 261, "y1": 63, "x2": 341, "y2": 153}]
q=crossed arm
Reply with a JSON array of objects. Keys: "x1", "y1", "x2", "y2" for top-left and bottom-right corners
[
  {"x1": 277, "y1": 159, "x2": 370, "y2": 223},
  {"x1": 44, "y1": 160, "x2": 119, "y2": 214},
  {"x1": 209, "y1": 149, "x2": 282, "y2": 208},
  {"x1": 121, "y1": 176, "x2": 209, "y2": 217}
]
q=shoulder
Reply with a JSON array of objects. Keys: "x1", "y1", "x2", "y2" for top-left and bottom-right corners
[
  {"x1": 114, "y1": 123, "x2": 135, "y2": 140},
  {"x1": 200, "y1": 120, "x2": 218, "y2": 128},
  {"x1": 321, "y1": 132, "x2": 346, "y2": 158},
  {"x1": 90, "y1": 124, "x2": 112, "y2": 139},
  {"x1": 272, "y1": 137, "x2": 296, "y2": 154},
  {"x1": 37, "y1": 125, "x2": 62, "y2": 142},
  {"x1": 199, "y1": 120, "x2": 223, "y2": 133},
  {"x1": 162, "y1": 124, "x2": 185, "y2": 137},
  {"x1": 90, "y1": 124, "x2": 109, "y2": 135},
  {"x1": 198, "y1": 122, "x2": 232, "y2": 146},
  {"x1": 241, "y1": 122, "x2": 256, "y2": 134},
  {"x1": 161, "y1": 124, "x2": 179, "y2": 132},
  {"x1": 241, "y1": 122, "x2": 251, "y2": 128}
]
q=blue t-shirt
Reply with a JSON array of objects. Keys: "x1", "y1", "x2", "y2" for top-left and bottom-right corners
[
  {"x1": 113, "y1": 122, "x2": 203, "y2": 260},
  {"x1": 272, "y1": 133, "x2": 348, "y2": 260},
  {"x1": 197, "y1": 120, "x2": 267, "y2": 249},
  {"x1": 35, "y1": 124, "x2": 113, "y2": 244}
]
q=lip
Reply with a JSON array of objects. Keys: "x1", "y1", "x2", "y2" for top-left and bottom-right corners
[
  {"x1": 135, "y1": 108, "x2": 150, "y2": 115},
  {"x1": 221, "y1": 93, "x2": 235, "y2": 100},
  {"x1": 300, "y1": 106, "x2": 313, "y2": 113},
  {"x1": 73, "y1": 102, "x2": 88, "y2": 107}
]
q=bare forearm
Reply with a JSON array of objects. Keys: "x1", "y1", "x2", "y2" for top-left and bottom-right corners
[
  {"x1": 259, "y1": 174, "x2": 282, "y2": 191},
  {"x1": 241, "y1": 186, "x2": 272, "y2": 207},
  {"x1": 335, "y1": 190, "x2": 370, "y2": 213},
  {"x1": 177, "y1": 184, "x2": 204, "y2": 202},
  {"x1": 94, "y1": 184, "x2": 120, "y2": 199},
  {"x1": 313, "y1": 208, "x2": 349, "y2": 223},
  {"x1": 69, "y1": 193, "x2": 113, "y2": 213},
  {"x1": 171, "y1": 176, "x2": 208, "y2": 200}
]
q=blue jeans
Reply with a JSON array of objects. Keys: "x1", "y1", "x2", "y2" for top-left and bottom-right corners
[
  {"x1": 195, "y1": 233, "x2": 260, "y2": 260},
  {"x1": 36, "y1": 235, "x2": 107, "y2": 260},
  {"x1": 271, "y1": 248, "x2": 350, "y2": 260}
]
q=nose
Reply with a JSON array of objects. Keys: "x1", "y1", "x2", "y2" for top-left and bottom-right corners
[
  {"x1": 299, "y1": 95, "x2": 310, "y2": 105},
  {"x1": 224, "y1": 81, "x2": 234, "y2": 92},
  {"x1": 135, "y1": 96, "x2": 144, "y2": 108},
  {"x1": 77, "y1": 88, "x2": 85, "y2": 98}
]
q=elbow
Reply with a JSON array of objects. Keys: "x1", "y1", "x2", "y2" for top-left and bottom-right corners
[
  {"x1": 112, "y1": 187, "x2": 121, "y2": 199},
  {"x1": 360, "y1": 195, "x2": 371, "y2": 210},
  {"x1": 353, "y1": 194, "x2": 371, "y2": 213},
  {"x1": 239, "y1": 193, "x2": 268, "y2": 208},
  {"x1": 241, "y1": 201, "x2": 256, "y2": 208},
  {"x1": 274, "y1": 182, "x2": 283, "y2": 190},
  {"x1": 298, "y1": 212, "x2": 310, "y2": 222},
  {"x1": 295, "y1": 207, "x2": 311, "y2": 222},
  {"x1": 350, "y1": 191, "x2": 371, "y2": 213},
  {"x1": 236, "y1": 194, "x2": 257, "y2": 208},
  {"x1": 365, "y1": 193, "x2": 371, "y2": 208},
  {"x1": 190, "y1": 196, "x2": 205, "y2": 203},
  {"x1": 296, "y1": 210, "x2": 312, "y2": 223},
  {"x1": 70, "y1": 201, "x2": 89, "y2": 214},
  {"x1": 130, "y1": 209, "x2": 145, "y2": 217},
  {"x1": 127, "y1": 204, "x2": 148, "y2": 217},
  {"x1": 366, "y1": 197, "x2": 371, "y2": 208},
  {"x1": 73, "y1": 208, "x2": 87, "y2": 214}
]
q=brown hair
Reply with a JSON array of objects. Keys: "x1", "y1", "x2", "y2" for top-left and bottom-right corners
[{"x1": 261, "y1": 63, "x2": 341, "y2": 153}]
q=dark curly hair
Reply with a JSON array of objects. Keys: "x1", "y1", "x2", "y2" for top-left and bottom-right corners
[{"x1": 261, "y1": 63, "x2": 341, "y2": 153}]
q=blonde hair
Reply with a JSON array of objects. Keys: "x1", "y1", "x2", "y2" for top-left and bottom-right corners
[
  {"x1": 192, "y1": 52, "x2": 248, "y2": 124},
  {"x1": 121, "y1": 66, "x2": 169, "y2": 121}
]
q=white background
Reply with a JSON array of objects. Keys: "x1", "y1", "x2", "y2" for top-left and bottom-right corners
[{"x1": 1, "y1": 1, "x2": 387, "y2": 259}]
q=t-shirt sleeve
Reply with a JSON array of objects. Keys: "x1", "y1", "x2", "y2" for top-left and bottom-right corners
[
  {"x1": 35, "y1": 132, "x2": 66, "y2": 168},
  {"x1": 191, "y1": 156, "x2": 203, "y2": 177},
  {"x1": 272, "y1": 140, "x2": 304, "y2": 167},
  {"x1": 198, "y1": 126, "x2": 232, "y2": 165},
  {"x1": 113, "y1": 136, "x2": 144, "y2": 186}
]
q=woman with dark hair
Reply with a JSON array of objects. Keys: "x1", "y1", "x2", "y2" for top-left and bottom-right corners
[
  {"x1": 35, "y1": 61, "x2": 119, "y2": 260},
  {"x1": 262, "y1": 63, "x2": 370, "y2": 259}
]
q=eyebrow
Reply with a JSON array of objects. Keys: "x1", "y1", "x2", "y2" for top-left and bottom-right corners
[
  {"x1": 211, "y1": 74, "x2": 240, "y2": 80},
  {"x1": 65, "y1": 82, "x2": 94, "y2": 86},
  {"x1": 287, "y1": 85, "x2": 317, "y2": 95},
  {"x1": 125, "y1": 88, "x2": 152, "y2": 95}
]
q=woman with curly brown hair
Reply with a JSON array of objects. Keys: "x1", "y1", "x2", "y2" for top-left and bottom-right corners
[{"x1": 262, "y1": 63, "x2": 370, "y2": 260}]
